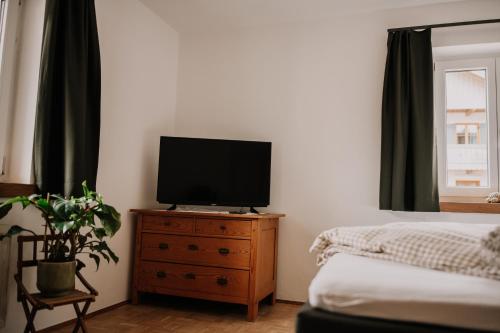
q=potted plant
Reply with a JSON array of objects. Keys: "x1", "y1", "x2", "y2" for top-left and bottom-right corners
[{"x1": 0, "y1": 181, "x2": 121, "y2": 297}]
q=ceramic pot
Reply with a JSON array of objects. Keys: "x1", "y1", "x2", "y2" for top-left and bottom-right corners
[{"x1": 37, "y1": 260, "x2": 76, "y2": 297}]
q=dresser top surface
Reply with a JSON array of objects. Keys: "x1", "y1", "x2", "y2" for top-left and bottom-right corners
[{"x1": 129, "y1": 209, "x2": 285, "y2": 220}]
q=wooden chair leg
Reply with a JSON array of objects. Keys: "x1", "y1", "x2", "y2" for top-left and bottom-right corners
[
  {"x1": 73, "y1": 301, "x2": 91, "y2": 333},
  {"x1": 21, "y1": 299, "x2": 37, "y2": 333}
]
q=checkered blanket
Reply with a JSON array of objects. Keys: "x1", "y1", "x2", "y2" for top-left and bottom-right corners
[{"x1": 310, "y1": 222, "x2": 500, "y2": 280}]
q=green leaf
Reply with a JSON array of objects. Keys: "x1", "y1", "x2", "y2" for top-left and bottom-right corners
[
  {"x1": 20, "y1": 198, "x2": 31, "y2": 209},
  {"x1": 36, "y1": 198, "x2": 51, "y2": 212},
  {"x1": 50, "y1": 194, "x2": 65, "y2": 201},
  {"x1": 89, "y1": 253, "x2": 100, "y2": 271},
  {"x1": 93, "y1": 228, "x2": 106, "y2": 240},
  {"x1": 0, "y1": 225, "x2": 35, "y2": 240},
  {"x1": 0, "y1": 203, "x2": 12, "y2": 220},
  {"x1": 0, "y1": 196, "x2": 31, "y2": 215},
  {"x1": 78, "y1": 234, "x2": 88, "y2": 246},
  {"x1": 95, "y1": 205, "x2": 121, "y2": 236},
  {"x1": 81, "y1": 181, "x2": 98, "y2": 201},
  {"x1": 103, "y1": 241, "x2": 119, "y2": 263},
  {"x1": 82, "y1": 181, "x2": 90, "y2": 197},
  {"x1": 52, "y1": 221, "x2": 75, "y2": 233},
  {"x1": 86, "y1": 214, "x2": 95, "y2": 226},
  {"x1": 101, "y1": 218, "x2": 121, "y2": 237},
  {"x1": 76, "y1": 259, "x2": 86, "y2": 271},
  {"x1": 28, "y1": 194, "x2": 40, "y2": 201},
  {"x1": 1, "y1": 196, "x2": 28, "y2": 206},
  {"x1": 99, "y1": 251, "x2": 110, "y2": 263},
  {"x1": 92, "y1": 241, "x2": 119, "y2": 264},
  {"x1": 52, "y1": 199, "x2": 80, "y2": 220}
]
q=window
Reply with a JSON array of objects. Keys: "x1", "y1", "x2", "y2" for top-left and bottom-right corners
[
  {"x1": 0, "y1": 0, "x2": 20, "y2": 182},
  {"x1": 435, "y1": 58, "x2": 499, "y2": 196},
  {"x1": 0, "y1": 1, "x2": 5, "y2": 41},
  {"x1": 0, "y1": 0, "x2": 8, "y2": 177},
  {"x1": 452, "y1": 124, "x2": 481, "y2": 144}
]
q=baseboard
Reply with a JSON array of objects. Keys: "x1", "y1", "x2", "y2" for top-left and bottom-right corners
[
  {"x1": 276, "y1": 299, "x2": 305, "y2": 306},
  {"x1": 38, "y1": 300, "x2": 129, "y2": 333}
]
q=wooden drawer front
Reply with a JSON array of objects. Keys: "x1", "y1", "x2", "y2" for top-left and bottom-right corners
[
  {"x1": 195, "y1": 218, "x2": 251, "y2": 237},
  {"x1": 142, "y1": 215, "x2": 194, "y2": 234},
  {"x1": 139, "y1": 261, "x2": 249, "y2": 298},
  {"x1": 141, "y1": 234, "x2": 251, "y2": 268}
]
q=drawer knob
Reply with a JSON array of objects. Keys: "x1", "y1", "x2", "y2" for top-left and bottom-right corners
[
  {"x1": 156, "y1": 271, "x2": 167, "y2": 279},
  {"x1": 188, "y1": 244, "x2": 199, "y2": 251},
  {"x1": 219, "y1": 225, "x2": 227, "y2": 231},
  {"x1": 216, "y1": 277, "x2": 228, "y2": 286},
  {"x1": 218, "y1": 248, "x2": 230, "y2": 256},
  {"x1": 158, "y1": 243, "x2": 169, "y2": 250},
  {"x1": 184, "y1": 273, "x2": 196, "y2": 280}
]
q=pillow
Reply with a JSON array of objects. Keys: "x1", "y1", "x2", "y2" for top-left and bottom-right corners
[{"x1": 481, "y1": 226, "x2": 500, "y2": 266}]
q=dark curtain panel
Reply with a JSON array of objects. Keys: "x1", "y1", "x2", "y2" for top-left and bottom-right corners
[
  {"x1": 34, "y1": 0, "x2": 101, "y2": 197},
  {"x1": 379, "y1": 29, "x2": 439, "y2": 212}
]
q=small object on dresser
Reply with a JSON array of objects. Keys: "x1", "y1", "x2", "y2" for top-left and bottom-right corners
[{"x1": 486, "y1": 192, "x2": 500, "y2": 203}]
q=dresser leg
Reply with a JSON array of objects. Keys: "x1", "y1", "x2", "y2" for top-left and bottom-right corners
[
  {"x1": 247, "y1": 302, "x2": 259, "y2": 321},
  {"x1": 270, "y1": 292, "x2": 277, "y2": 305},
  {"x1": 131, "y1": 290, "x2": 140, "y2": 305}
]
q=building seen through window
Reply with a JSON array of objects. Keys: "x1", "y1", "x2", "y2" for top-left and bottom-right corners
[{"x1": 445, "y1": 70, "x2": 488, "y2": 187}]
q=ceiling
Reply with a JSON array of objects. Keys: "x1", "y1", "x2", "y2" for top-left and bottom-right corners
[{"x1": 140, "y1": 0, "x2": 466, "y2": 32}]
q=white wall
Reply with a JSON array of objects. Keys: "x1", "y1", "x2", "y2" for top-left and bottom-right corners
[
  {"x1": 0, "y1": 0, "x2": 178, "y2": 331},
  {"x1": 174, "y1": 0, "x2": 500, "y2": 301}
]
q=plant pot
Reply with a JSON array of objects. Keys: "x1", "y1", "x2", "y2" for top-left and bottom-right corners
[{"x1": 37, "y1": 260, "x2": 76, "y2": 297}]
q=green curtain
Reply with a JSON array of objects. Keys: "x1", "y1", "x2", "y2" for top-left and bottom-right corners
[
  {"x1": 379, "y1": 29, "x2": 439, "y2": 212},
  {"x1": 34, "y1": 0, "x2": 101, "y2": 197}
]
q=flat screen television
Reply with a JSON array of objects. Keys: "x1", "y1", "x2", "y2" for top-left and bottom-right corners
[{"x1": 157, "y1": 136, "x2": 272, "y2": 208}]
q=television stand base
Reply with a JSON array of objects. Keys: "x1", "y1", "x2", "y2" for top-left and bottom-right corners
[
  {"x1": 166, "y1": 204, "x2": 177, "y2": 211},
  {"x1": 229, "y1": 207, "x2": 260, "y2": 214}
]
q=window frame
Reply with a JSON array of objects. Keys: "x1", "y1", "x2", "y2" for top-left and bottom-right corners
[{"x1": 434, "y1": 58, "x2": 498, "y2": 197}]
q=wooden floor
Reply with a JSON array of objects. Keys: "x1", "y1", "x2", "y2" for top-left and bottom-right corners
[{"x1": 46, "y1": 296, "x2": 301, "y2": 333}]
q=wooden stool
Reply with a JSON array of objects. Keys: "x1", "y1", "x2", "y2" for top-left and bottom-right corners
[{"x1": 15, "y1": 235, "x2": 98, "y2": 333}]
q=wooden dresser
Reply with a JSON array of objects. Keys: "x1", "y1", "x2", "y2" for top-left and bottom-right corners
[{"x1": 130, "y1": 209, "x2": 284, "y2": 321}]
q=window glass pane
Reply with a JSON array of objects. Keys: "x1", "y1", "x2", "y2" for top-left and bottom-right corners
[
  {"x1": 468, "y1": 125, "x2": 478, "y2": 144},
  {"x1": 445, "y1": 69, "x2": 488, "y2": 188},
  {"x1": 455, "y1": 124, "x2": 466, "y2": 144}
]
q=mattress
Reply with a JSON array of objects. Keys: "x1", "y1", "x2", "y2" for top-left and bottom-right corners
[{"x1": 309, "y1": 253, "x2": 500, "y2": 332}]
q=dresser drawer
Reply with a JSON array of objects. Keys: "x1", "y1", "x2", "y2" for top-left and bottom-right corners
[
  {"x1": 141, "y1": 233, "x2": 251, "y2": 268},
  {"x1": 142, "y1": 215, "x2": 194, "y2": 234},
  {"x1": 195, "y1": 218, "x2": 252, "y2": 237},
  {"x1": 138, "y1": 261, "x2": 249, "y2": 298}
]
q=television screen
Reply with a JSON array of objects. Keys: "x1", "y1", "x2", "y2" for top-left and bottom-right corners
[{"x1": 157, "y1": 136, "x2": 272, "y2": 207}]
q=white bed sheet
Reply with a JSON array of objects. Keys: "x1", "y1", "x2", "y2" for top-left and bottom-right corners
[{"x1": 309, "y1": 253, "x2": 500, "y2": 331}]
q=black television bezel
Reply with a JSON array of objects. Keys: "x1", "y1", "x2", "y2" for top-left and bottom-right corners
[{"x1": 156, "y1": 136, "x2": 272, "y2": 207}]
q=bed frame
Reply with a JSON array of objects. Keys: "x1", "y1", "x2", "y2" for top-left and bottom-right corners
[{"x1": 296, "y1": 303, "x2": 499, "y2": 333}]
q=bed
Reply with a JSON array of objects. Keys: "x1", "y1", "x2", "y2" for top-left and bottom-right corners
[{"x1": 297, "y1": 251, "x2": 500, "y2": 332}]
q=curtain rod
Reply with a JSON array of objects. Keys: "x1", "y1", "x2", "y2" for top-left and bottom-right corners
[{"x1": 388, "y1": 18, "x2": 500, "y2": 33}]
